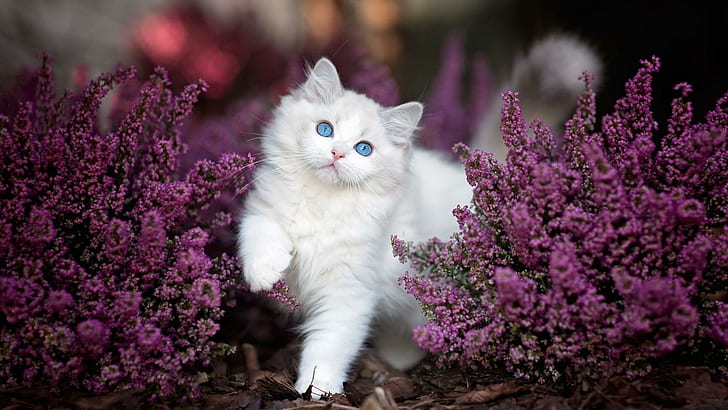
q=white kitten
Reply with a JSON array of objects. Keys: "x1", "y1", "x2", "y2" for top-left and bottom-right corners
[{"x1": 237, "y1": 58, "x2": 471, "y2": 396}]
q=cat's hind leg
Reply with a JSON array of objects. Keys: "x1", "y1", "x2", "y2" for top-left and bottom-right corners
[
  {"x1": 373, "y1": 327, "x2": 427, "y2": 371},
  {"x1": 372, "y1": 302, "x2": 427, "y2": 371}
]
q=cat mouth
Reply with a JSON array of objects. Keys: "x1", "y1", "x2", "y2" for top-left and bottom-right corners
[
  {"x1": 316, "y1": 162, "x2": 339, "y2": 178},
  {"x1": 320, "y1": 162, "x2": 348, "y2": 182},
  {"x1": 325, "y1": 162, "x2": 339, "y2": 173}
]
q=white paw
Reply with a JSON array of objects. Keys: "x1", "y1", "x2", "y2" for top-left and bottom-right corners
[{"x1": 244, "y1": 248, "x2": 291, "y2": 292}]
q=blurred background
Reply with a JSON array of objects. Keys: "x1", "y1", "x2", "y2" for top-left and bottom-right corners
[{"x1": 1, "y1": 0, "x2": 726, "y2": 122}]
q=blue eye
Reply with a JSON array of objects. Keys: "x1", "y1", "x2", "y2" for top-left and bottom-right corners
[
  {"x1": 316, "y1": 121, "x2": 333, "y2": 137},
  {"x1": 355, "y1": 141, "x2": 373, "y2": 157}
]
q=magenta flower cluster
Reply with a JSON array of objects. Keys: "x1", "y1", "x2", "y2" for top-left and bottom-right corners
[
  {"x1": 394, "y1": 57, "x2": 728, "y2": 386},
  {"x1": 0, "y1": 56, "x2": 255, "y2": 397}
]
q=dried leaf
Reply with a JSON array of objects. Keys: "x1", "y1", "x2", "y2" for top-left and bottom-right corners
[
  {"x1": 357, "y1": 351, "x2": 405, "y2": 385},
  {"x1": 454, "y1": 381, "x2": 527, "y2": 405},
  {"x1": 254, "y1": 373, "x2": 300, "y2": 401},
  {"x1": 202, "y1": 390, "x2": 261, "y2": 410},
  {"x1": 674, "y1": 367, "x2": 727, "y2": 400},
  {"x1": 383, "y1": 376, "x2": 416, "y2": 400},
  {"x1": 70, "y1": 389, "x2": 150, "y2": 409},
  {"x1": 360, "y1": 387, "x2": 398, "y2": 410},
  {"x1": 344, "y1": 380, "x2": 370, "y2": 406},
  {"x1": 329, "y1": 393, "x2": 355, "y2": 408}
]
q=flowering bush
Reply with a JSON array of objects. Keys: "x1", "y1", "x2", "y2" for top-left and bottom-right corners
[
  {"x1": 394, "y1": 57, "x2": 728, "y2": 387},
  {"x1": 0, "y1": 56, "x2": 255, "y2": 397},
  {"x1": 419, "y1": 34, "x2": 491, "y2": 152}
]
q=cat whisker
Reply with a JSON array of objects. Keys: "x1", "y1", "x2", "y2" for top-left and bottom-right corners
[
  {"x1": 251, "y1": 151, "x2": 310, "y2": 167},
  {"x1": 243, "y1": 131, "x2": 268, "y2": 137},
  {"x1": 242, "y1": 159, "x2": 312, "y2": 191},
  {"x1": 241, "y1": 135, "x2": 266, "y2": 144}
]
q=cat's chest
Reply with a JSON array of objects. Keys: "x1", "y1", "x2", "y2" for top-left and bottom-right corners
[{"x1": 279, "y1": 187, "x2": 388, "y2": 244}]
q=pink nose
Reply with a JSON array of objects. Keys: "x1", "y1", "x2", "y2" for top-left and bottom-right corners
[{"x1": 331, "y1": 149, "x2": 346, "y2": 161}]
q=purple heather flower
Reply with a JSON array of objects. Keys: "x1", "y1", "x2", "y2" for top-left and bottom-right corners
[
  {"x1": 76, "y1": 319, "x2": 110, "y2": 358},
  {"x1": 189, "y1": 278, "x2": 221, "y2": 309},
  {"x1": 494, "y1": 267, "x2": 537, "y2": 318},
  {"x1": 0, "y1": 55, "x2": 255, "y2": 398},
  {"x1": 137, "y1": 323, "x2": 164, "y2": 349},
  {"x1": 0, "y1": 277, "x2": 45, "y2": 325},
  {"x1": 46, "y1": 290, "x2": 74, "y2": 314},
  {"x1": 113, "y1": 291, "x2": 142, "y2": 320},
  {"x1": 344, "y1": 46, "x2": 400, "y2": 107},
  {"x1": 263, "y1": 280, "x2": 300, "y2": 312},
  {"x1": 420, "y1": 34, "x2": 493, "y2": 152},
  {"x1": 705, "y1": 302, "x2": 728, "y2": 347},
  {"x1": 22, "y1": 207, "x2": 57, "y2": 246},
  {"x1": 76, "y1": 319, "x2": 108, "y2": 344},
  {"x1": 396, "y1": 57, "x2": 728, "y2": 387}
]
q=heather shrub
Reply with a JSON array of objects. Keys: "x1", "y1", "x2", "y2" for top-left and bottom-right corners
[
  {"x1": 0, "y1": 56, "x2": 255, "y2": 397},
  {"x1": 419, "y1": 34, "x2": 491, "y2": 152},
  {"x1": 394, "y1": 57, "x2": 728, "y2": 387}
]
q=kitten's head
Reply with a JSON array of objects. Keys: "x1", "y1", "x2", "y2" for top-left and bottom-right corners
[{"x1": 263, "y1": 58, "x2": 423, "y2": 190}]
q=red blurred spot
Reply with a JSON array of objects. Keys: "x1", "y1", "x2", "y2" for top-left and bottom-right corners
[
  {"x1": 133, "y1": 12, "x2": 188, "y2": 65},
  {"x1": 187, "y1": 50, "x2": 241, "y2": 97}
]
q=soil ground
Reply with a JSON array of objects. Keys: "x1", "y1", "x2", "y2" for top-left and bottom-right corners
[{"x1": 2, "y1": 340, "x2": 727, "y2": 410}]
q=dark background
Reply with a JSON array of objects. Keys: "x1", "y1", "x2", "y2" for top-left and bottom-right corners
[
  {"x1": 0, "y1": 0, "x2": 725, "y2": 133},
  {"x1": 399, "y1": 0, "x2": 728, "y2": 125}
]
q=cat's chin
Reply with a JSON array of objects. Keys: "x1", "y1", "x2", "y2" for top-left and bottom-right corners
[
  {"x1": 318, "y1": 166, "x2": 347, "y2": 185},
  {"x1": 312, "y1": 164, "x2": 359, "y2": 187}
]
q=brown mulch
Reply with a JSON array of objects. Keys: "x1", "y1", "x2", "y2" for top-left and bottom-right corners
[{"x1": 2, "y1": 341, "x2": 727, "y2": 409}]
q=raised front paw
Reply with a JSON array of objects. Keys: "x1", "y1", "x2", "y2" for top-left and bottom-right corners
[{"x1": 243, "y1": 248, "x2": 291, "y2": 292}]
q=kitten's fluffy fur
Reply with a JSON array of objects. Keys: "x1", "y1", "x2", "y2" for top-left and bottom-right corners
[{"x1": 238, "y1": 58, "x2": 471, "y2": 395}]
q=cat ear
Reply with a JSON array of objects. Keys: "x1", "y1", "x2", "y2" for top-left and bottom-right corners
[
  {"x1": 382, "y1": 102, "x2": 423, "y2": 146},
  {"x1": 298, "y1": 58, "x2": 344, "y2": 104}
]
